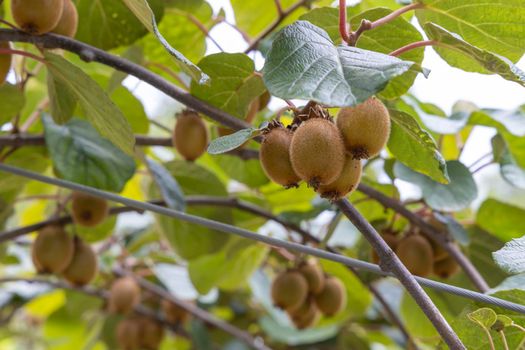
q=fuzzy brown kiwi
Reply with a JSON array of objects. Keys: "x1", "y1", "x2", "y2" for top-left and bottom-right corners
[
  {"x1": 32, "y1": 225, "x2": 74, "y2": 273},
  {"x1": 258, "y1": 91, "x2": 271, "y2": 111},
  {"x1": 12, "y1": 0, "x2": 64, "y2": 35},
  {"x1": 298, "y1": 260, "x2": 325, "y2": 295},
  {"x1": 288, "y1": 298, "x2": 320, "y2": 329},
  {"x1": 426, "y1": 216, "x2": 449, "y2": 261},
  {"x1": 0, "y1": 42, "x2": 12, "y2": 85},
  {"x1": 139, "y1": 317, "x2": 164, "y2": 350},
  {"x1": 62, "y1": 238, "x2": 98, "y2": 286},
  {"x1": 260, "y1": 124, "x2": 301, "y2": 187},
  {"x1": 116, "y1": 317, "x2": 142, "y2": 350},
  {"x1": 314, "y1": 276, "x2": 346, "y2": 317},
  {"x1": 336, "y1": 97, "x2": 391, "y2": 159},
  {"x1": 433, "y1": 256, "x2": 460, "y2": 279},
  {"x1": 271, "y1": 270, "x2": 308, "y2": 313},
  {"x1": 51, "y1": 0, "x2": 78, "y2": 38},
  {"x1": 162, "y1": 299, "x2": 190, "y2": 324},
  {"x1": 71, "y1": 191, "x2": 109, "y2": 227},
  {"x1": 395, "y1": 235, "x2": 434, "y2": 277},
  {"x1": 289, "y1": 117, "x2": 346, "y2": 188},
  {"x1": 173, "y1": 110, "x2": 209, "y2": 161},
  {"x1": 317, "y1": 156, "x2": 362, "y2": 201},
  {"x1": 108, "y1": 277, "x2": 141, "y2": 314},
  {"x1": 371, "y1": 232, "x2": 399, "y2": 264}
]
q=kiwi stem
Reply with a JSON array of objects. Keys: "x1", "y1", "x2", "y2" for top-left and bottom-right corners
[
  {"x1": 336, "y1": 199, "x2": 465, "y2": 349},
  {"x1": 338, "y1": 0, "x2": 351, "y2": 43},
  {"x1": 389, "y1": 40, "x2": 438, "y2": 57},
  {"x1": 0, "y1": 48, "x2": 45, "y2": 63}
]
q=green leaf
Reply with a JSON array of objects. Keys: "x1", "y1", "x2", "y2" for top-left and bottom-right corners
[
  {"x1": 213, "y1": 155, "x2": 269, "y2": 188},
  {"x1": 424, "y1": 23, "x2": 525, "y2": 85},
  {"x1": 188, "y1": 238, "x2": 269, "y2": 294},
  {"x1": 493, "y1": 315, "x2": 514, "y2": 331},
  {"x1": 470, "y1": 106, "x2": 525, "y2": 137},
  {"x1": 467, "y1": 226, "x2": 508, "y2": 287},
  {"x1": 121, "y1": 0, "x2": 208, "y2": 83},
  {"x1": 111, "y1": 87, "x2": 149, "y2": 134},
  {"x1": 44, "y1": 52, "x2": 135, "y2": 154},
  {"x1": 477, "y1": 199, "x2": 525, "y2": 242},
  {"x1": 387, "y1": 109, "x2": 449, "y2": 184},
  {"x1": 262, "y1": 21, "x2": 427, "y2": 107},
  {"x1": 73, "y1": 0, "x2": 164, "y2": 50},
  {"x1": 493, "y1": 235, "x2": 525, "y2": 274},
  {"x1": 0, "y1": 83, "x2": 25, "y2": 124},
  {"x1": 145, "y1": 157, "x2": 186, "y2": 212},
  {"x1": 42, "y1": 115, "x2": 135, "y2": 192},
  {"x1": 394, "y1": 160, "x2": 477, "y2": 211},
  {"x1": 468, "y1": 308, "x2": 497, "y2": 329},
  {"x1": 492, "y1": 134, "x2": 525, "y2": 189},
  {"x1": 208, "y1": 128, "x2": 260, "y2": 154},
  {"x1": 191, "y1": 53, "x2": 265, "y2": 118},
  {"x1": 416, "y1": 0, "x2": 525, "y2": 62},
  {"x1": 47, "y1": 72, "x2": 76, "y2": 124}
]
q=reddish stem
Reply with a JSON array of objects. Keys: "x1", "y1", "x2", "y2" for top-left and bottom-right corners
[
  {"x1": 389, "y1": 40, "x2": 437, "y2": 57},
  {"x1": 339, "y1": 0, "x2": 350, "y2": 44},
  {"x1": 370, "y1": 3, "x2": 425, "y2": 30},
  {"x1": 0, "y1": 48, "x2": 45, "y2": 63}
]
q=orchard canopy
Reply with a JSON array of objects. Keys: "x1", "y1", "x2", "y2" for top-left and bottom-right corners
[{"x1": 1, "y1": 0, "x2": 525, "y2": 349}]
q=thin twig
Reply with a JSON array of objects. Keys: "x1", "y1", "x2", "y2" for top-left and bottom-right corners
[
  {"x1": 0, "y1": 48, "x2": 45, "y2": 63},
  {"x1": 389, "y1": 40, "x2": 438, "y2": 57},
  {"x1": 186, "y1": 13, "x2": 224, "y2": 52},
  {"x1": 339, "y1": 0, "x2": 350, "y2": 44}
]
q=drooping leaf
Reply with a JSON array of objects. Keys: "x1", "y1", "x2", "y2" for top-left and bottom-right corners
[
  {"x1": 394, "y1": 160, "x2": 477, "y2": 211},
  {"x1": 387, "y1": 109, "x2": 449, "y2": 184},
  {"x1": 492, "y1": 134, "x2": 525, "y2": 189},
  {"x1": 42, "y1": 115, "x2": 135, "y2": 192},
  {"x1": 493, "y1": 235, "x2": 525, "y2": 274},
  {"x1": 477, "y1": 199, "x2": 525, "y2": 242},
  {"x1": 44, "y1": 52, "x2": 135, "y2": 154},
  {"x1": 0, "y1": 83, "x2": 25, "y2": 125},
  {"x1": 47, "y1": 72, "x2": 76, "y2": 124},
  {"x1": 191, "y1": 53, "x2": 265, "y2": 118},
  {"x1": 145, "y1": 157, "x2": 186, "y2": 212},
  {"x1": 424, "y1": 23, "x2": 525, "y2": 85},
  {"x1": 208, "y1": 128, "x2": 261, "y2": 155},
  {"x1": 262, "y1": 21, "x2": 427, "y2": 107}
]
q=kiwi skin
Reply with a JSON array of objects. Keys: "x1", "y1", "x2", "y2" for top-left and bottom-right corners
[
  {"x1": 173, "y1": 110, "x2": 209, "y2": 161},
  {"x1": 289, "y1": 117, "x2": 346, "y2": 188},
  {"x1": 317, "y1": 156, "x2": 362, "y2": 201},
  {"x1": 139, "y1": 317, "x2": 164, "y2": 350},
  {"x1": 116, "y1": 317, "x2": 142, "y2": 350},
  {"x1": 62, "y1": 238, "x2": 98, "y2": 286},
  {"x1": 371, "y1": 232, "x2": 398, "y2": 264},
  {"x1": 433, "y1": 256, "x2": 460, "y2": 279},
  {"x1": 260, "y1": 126, "x2": 301, "y2": 187},
  {"x1": 162, "y1": 299, "x2": 190, "y2": 324},
  {"x1": 395, "y1": 235, "x2": 434, "y2": 277},
  {"x1": 298, "y1": 260, "x2": 325, "y2": 295},
  {"x1": 51, "y1": 0, "x2": 78, "y2": 38},
  {"x1": 108, "y1": 277, "x2": 141, "y2": 315},
  {"x1": 71, "y1": 191, "x2": 109, "y2": 227},
  {"x1": 314, "y1": 276, "x2": 347, "y2": 317},
  {"x1": 271, "y1": 270, "x2": 309, "y2": 313},
  {"x1": 0, "y1": 42, "x2": 12, "y2": 85},
  {"x1": 11, "y1": 0, "x2": 64, "y2": 35},
  {"x1": 32, "y1": 225, "x2": 74, "y2": 274},
  {"x1": 288, "y1": 298, "x2": 320, "y2": 329},
  {"x1": 336, "y1": 97, "x2": 391, "y2": 159}
]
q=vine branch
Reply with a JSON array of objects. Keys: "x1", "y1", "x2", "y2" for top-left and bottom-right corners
[{"x1": 389, "y1": 40, "x2": 438, "y2": 57}]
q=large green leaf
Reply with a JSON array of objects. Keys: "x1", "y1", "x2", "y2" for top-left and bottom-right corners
[
  {"x1": 213, "y1": 155, "x2": 269, "y2": 188},
  {"x1": 42, "y1": 116, "x2": 135, "y2": 192},
  {"x1": 44, "y1": 53, "x2": 135, "y2": 154},
  {"x1": 262, "y1": 21, "x2": 427, "y2": 107},
  {"x1": 73, "y1": 0, "x2": 164, "y2": 50},
  {"x1": 47, "y1": 72, "x2": 76, "y2": 125},
  {"x1": 145, "y1": 157, "x2": 186, "y2": 212},
  {"x1": 477, "y1": 199, "x2": 525, "y2": 242},
  {"x1": 0, "y1": 83, "x2": 25, "y2": 125},
  {"x1": 387, "y1": 109, "x2": 449, "y2": 184},
  {"x1": 394, "y1": 160, "x2": 477, "y2": 211},
  {"x1": 416, "y1": 0, "x2": 525, "y2": 62},
  {"x1": 467, "y1": 226, "x2": 508, "y2": 287},
  {"x1": 191, "y1": 53, "x2": 266, "y2": 118},
  {"x1": 492, "y1": 134, "x2": 525, "y2": 189},
  {"x1": 111, "y1": 87, "x2": 149, "y2": 134},
  {"x1": 493, "y1": 236, "x2": 525, "y2": 274},
  {"x1": 424, "y1": 23, "x2": 525, "y2": 85}
]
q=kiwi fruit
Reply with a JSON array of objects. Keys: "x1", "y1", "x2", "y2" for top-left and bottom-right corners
[
  {"x1": 173, "y1": 110, "x2": 209, "y2": 161},
  {"x1": 116, "y1": 317, "x2": 142, "y2": 350},
  {"x1": 298, "y1": 260, "x2": 325, "y2": 295},
  {"x1": 162, "y1": 299, "x2": 190, "y2": 324},
  {"x1": 139, "y1": 317, "x2": 164, "y2": 350},
  {"x1": 108, "y1": 277, "x2": 141, "y2": 314},
  {"x1": 371, "y1": 232, "x2": 399, "y2": 264},
  {"x1": 289, "y1": 117, "x2": 346, "y2": 188},
  {"x1": 51, "y1": 0, "x2": 78, "y2": 38},
  {"x1": 0, "y1": 42, "x2": 12, "y2": 85},
  {"x1": 258, "y1": 91, "x2": 271, "y2": 111},
  {"x1": 314, "y1": 276, "x2": 346, "y2": 317},
  {"x1": 71, "y1": 191, "x2": 109, "y2": 227},
  {"x1": 288, "y1": 298, "x2": 320, "y2": 329},
  {"x1": 62, "y1": 238, "x2": 98, "y2": 286},
  {"x1": 426, "y1": 216, "x2": 449, "y2": 261},
  {"x1": 260, "y1": 125, "x2": 301, "y2": 187},
  {"x1": 317, "y1": 156, "x2": 362, "y2": 201},
  {"x1": 433, "y1": 256, "x2": 460, "y2": 279},
  {"x1": 271, "y1": 270, "x2": 308, "y2": 312},
  {"x1": 11, "y1": 0, "x2": 64, "y2": 35},
  {"x1": 336, "y1": 97, "x2": 391, "y2": 159},
  {"x1": 395, "y1": 235, "x2": 434, "y2": 277},
  {"x1": 32, "y1": 225, "x2": 74, "y2": 273}
]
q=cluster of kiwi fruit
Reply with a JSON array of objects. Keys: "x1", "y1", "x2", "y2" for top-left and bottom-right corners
[
  {"x1": 109, "y1": 276, "x2": 191, "y2": 350},
  {"x1": 372, "y1": 218, "x2": 460, "y2": 279},
  {"x1": 271, "y1": 260, "x2": 347, "y2": 329},
  {"x1": 31, "y1": 192, "x2": 108, "y2": 285},
  {"x1": 260, "y1": 97, "x2": 390, "y2": 201},
  {"x1": 1, "y1": 0, "x2": 78, "y2": 84}
]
